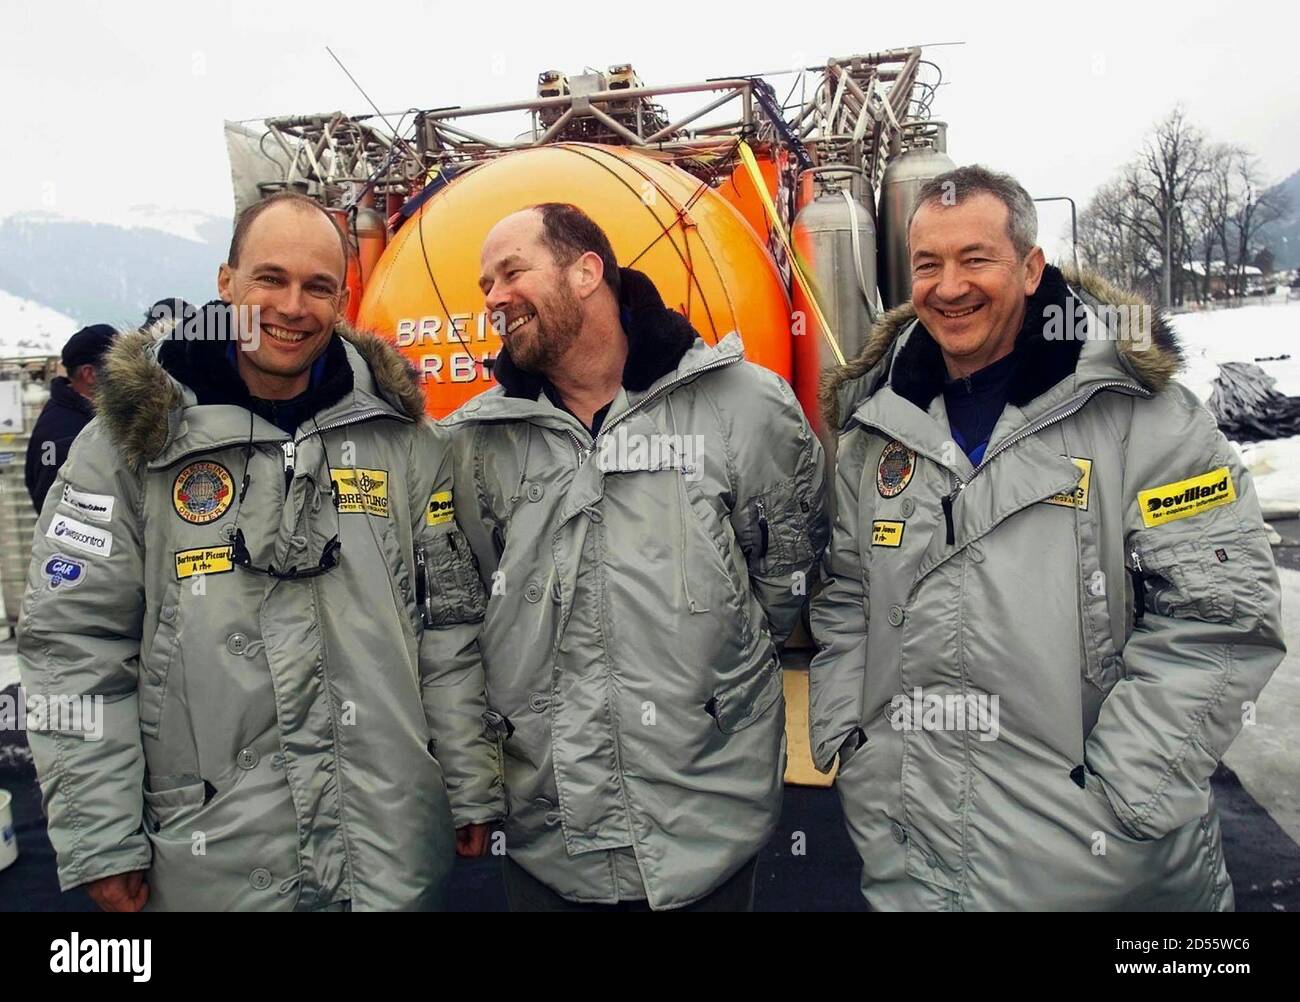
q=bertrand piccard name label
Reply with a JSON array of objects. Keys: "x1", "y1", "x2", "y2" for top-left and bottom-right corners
[
  {"x1": 174, "y1": 546, "x2": 235, "y2": 580},
  {"x1": 1138, "y1": 467, "x2": 1237, "y2": 528}
]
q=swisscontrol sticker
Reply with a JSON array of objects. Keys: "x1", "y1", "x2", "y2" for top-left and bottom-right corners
[
  {"x1": 426, "y1": 490, "x2": 455, "y2": 526},
  {"x1": 46, "y1": 514, "x2": 113, "y2": 557},
  {"x1": 1138, "y1": 467, "x2": 1236, "y2": 528}
]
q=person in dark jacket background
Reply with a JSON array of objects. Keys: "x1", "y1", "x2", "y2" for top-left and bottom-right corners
[{"x1": 24, "y1": 324, "x2": 117, "y2": 512}]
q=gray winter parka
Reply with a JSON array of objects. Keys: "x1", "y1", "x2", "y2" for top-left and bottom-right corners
[
  {"x1": 18, "y1": 320, "x2": 501, "y2": 910},
  {"x1": 809, "y1": 265, "x2": 1285, "y2": 911},
  {"x1": 442, "y1": 269, "x2": 829, "y2": 909}
]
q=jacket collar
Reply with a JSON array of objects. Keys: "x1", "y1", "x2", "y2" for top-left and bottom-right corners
[
  {"x1": 97, "y1": 305, "x2": 428, "y2": 469},
  {"x1": 490, "y1": 267, "x2": 698, "y2": 399},
  {"x1": 820, "y1": 263, "x2": 1184, "y2": 432},
  {"x1": 48, "y1": 376, "x2": 95, "y2": 417},
  {"x1": 445, "y1": 268, "x2": 740, "y2": 430}
]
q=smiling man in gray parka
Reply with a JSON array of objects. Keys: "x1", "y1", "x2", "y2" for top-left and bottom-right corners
[
  {"x1": 18, "y1": 193, "x2": 501, "y2": 911},
  {"x1": 809, "y1": 166, "x2": 1285, "y2": 911},
  {"x1": 445, "y1": 203, "x2": 828, "y2": 910}
]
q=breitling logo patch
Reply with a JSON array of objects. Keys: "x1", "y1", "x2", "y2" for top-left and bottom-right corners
[
  {"x1": 877, "y1": 441, "x2": 916, "y2": 499},
  {"x1": 172, "y1": 462, "x2": 234, "y2": 525},
  {"x1": 1043, "y1": 458, "x2": 1093, "y2": 511},
  {"x1": 330, "y1": 468, "x2": 390, "y2": 517}
]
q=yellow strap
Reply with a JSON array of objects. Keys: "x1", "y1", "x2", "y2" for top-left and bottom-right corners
[{"x1": 736, "y1": 141, "x2": 846, "y2": 366}]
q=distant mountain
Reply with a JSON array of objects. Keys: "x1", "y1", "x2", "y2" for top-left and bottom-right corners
[
  {"x1": 1261, "y1": 169, "x2": 1300, "y2": 271},
  {"x1": 0, "y1": 209, "x2": 230, "y2": 329}
]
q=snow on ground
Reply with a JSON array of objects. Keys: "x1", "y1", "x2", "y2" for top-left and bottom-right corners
[
  {"x1": 1164, "y1": 292, "x2": 1300, "y2": 516},
  {"x1": 0, "y1": 290, "x2": 78, "y2": 357},
  {"x1": 1170, "y1": 291, "x2": 1300, "y2": 403}
]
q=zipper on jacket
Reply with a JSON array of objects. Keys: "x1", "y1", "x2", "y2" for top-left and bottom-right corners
[
  {"x1": 934, "y1": 379, "x2": 1146, "y2": 546},
  {"x1": 755, "y1": 498, "x2": 770, "y2": 558},
  {"x1": 281, "y1": 440, "x2": 295, "y2": 492},
  {"x1": 1129, "y1": 546, "x2": 1146, "y2": 625},
  {"x1": 940, "y1": 490, "x2": 957, "y2": 545},
  {"x1": 595, "y1": 353, "x2": 743, "y2": 443}
]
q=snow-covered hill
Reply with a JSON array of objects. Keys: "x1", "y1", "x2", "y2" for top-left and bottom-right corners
[{"x1": 0, "y1": 289, "x2": 78, "y2": 357}]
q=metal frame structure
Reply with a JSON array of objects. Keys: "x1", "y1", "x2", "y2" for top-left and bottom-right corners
[{"x1": 244, "y1": 48, "x2": 943, "y2": 213}]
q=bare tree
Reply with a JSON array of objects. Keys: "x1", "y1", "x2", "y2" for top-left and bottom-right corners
[
  {"x1": 1123, "y1": 106, "x2": 1209, "y2": 307},
  {"x1": 1229, "y1": 152, "x2": 1290, "y2": 295},
  {"x1": 1187, "y1": 143, "x2": 1238, "y2": 303}
]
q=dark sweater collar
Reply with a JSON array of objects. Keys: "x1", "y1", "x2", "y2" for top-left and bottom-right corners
[
  {"x1": 49, "y1": 376, "x2": 95, "y2": 417},
  {"x1": 491, "y1": 268, "x2": 698, "y2": 400},
  {"x1": 156, "y1": 300, "x2": 353, "y2": 422},
  {"x1": 891, "y1": 265, "x2": 1084, "y2": 411}
]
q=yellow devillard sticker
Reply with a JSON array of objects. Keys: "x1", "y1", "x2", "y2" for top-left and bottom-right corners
[
  {"x1": 426, "y1": 489, "x2": 454, "y2": 526},
  {"x1": 1044, "y1": 458, "x2": 1093, "y2": 510},
  {"x1": 872, "y1": 520, "x2": 905, "y2": 547},
  {"x1": 330, "y1": 468, "x2": 389, "y2": 517},
  {"x1": 1138, "y1": 467, "x2": 1236, "y2": 528},
  {"x1": 175, "y1": 545, "x2": 234, "y2": 580}
]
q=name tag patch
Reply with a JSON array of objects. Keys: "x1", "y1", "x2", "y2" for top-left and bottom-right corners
[
  {"x1": 46, "y1": 514, "x2": 113, "y2": 557},
  {"x1": 330, "y1": 468, "x2": 389, "y2": 517},
  {"x1": 175, "y1": 546, "x2": 235, "y2": 580},
  {"x1": 1138, "y1": 467, "x2": 1236, "y2": 528},
  {"x1": 1043, "y1": 457, "x2": 1093, "y2": 511},
  {"x1": 426, "y1": 490, "x2": 454, "y2": 526},
  {"x1": 872, "y1": 520, "x2": 906, "y2": 547},
  {"x1": 60, "y1": 485, "x2": 115, "y2": 523}
]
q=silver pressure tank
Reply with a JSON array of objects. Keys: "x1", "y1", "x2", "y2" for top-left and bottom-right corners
[
  {"x1": 791, "y1": 182, "x2": 877, "y2": 471},
  {"x1": 877, "y1": 125, "x2": 955, "y2": 310}
]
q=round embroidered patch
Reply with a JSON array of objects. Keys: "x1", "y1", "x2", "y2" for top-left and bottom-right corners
[
  {"x1": 876, "y1": 440, "x2": 916, "y2": 499},
  {"x1": 173, "y1": 461, "x2": 235, "y2": 524}
]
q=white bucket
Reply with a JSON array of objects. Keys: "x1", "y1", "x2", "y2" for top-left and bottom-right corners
[{"x1": 0, "y1": 788, "x2": 18, "y2": 871}]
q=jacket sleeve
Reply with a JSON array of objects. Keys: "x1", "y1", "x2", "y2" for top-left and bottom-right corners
[
  {"x1": 408, "y1": 419, "x2": 504, "y2": 827},
  {"x1": 808, "y1": 426, "x2": 871, "y2": 772},
  {"x1": 16, "y1": 419, "x2": 152, "y2": 890},
  {"x1": 1086, "y1": 384, "x2": 1285, "y2": 840},
  {"x1": 721, "y1": 365, "x2": 830, "y2": 645}
]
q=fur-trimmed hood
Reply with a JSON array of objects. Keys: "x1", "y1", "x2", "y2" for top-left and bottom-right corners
[
  {"x1": 97, "y1": 308, "x2": 425, "y2": 468},
  {"x1": 818, "y1": 264, "x2": 1183, "y2": 430}
]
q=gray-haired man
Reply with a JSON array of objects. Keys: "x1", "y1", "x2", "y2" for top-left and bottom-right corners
[{"x1": 810, "y1": 164, "x2": 1284, "y2": 910}]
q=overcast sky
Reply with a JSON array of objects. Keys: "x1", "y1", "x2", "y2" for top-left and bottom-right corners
[{"x1": 4, "y1": 0, "x2": 1297, "y2": 258}]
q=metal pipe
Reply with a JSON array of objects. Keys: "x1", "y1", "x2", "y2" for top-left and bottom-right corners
[
  {"x1": 643, "y1": 87, "x2": 742, "y2": 144},
  {"x1": 421, "y1": 79, "x2": 754, "y2": 121},
  {"x1": 1032, "y1": 195, "x2": 1081, "y2": 276},
  {"x1": 584, "y1": 105, "x2": 646, "y2": 145}
]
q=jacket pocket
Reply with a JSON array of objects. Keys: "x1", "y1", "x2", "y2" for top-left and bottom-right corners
[
  {"x1": 707, "y1": 657, "x2": 784, "y2": 734},
  {"x1": 747, "y1": 475, "x2": 821, "y2": 575},
  {"x1": 1132, "y1": 531, "x2": 1235, "y2": 624},
  {"x1": 420, "y1": 528, "x2": 488, "y2": 628},
  {"x1": 139, "y1": 608, "x2": 181, "y2": 739},
  {"x1": 142, "y1": 780, "x2": 207, "y2": 834}
]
